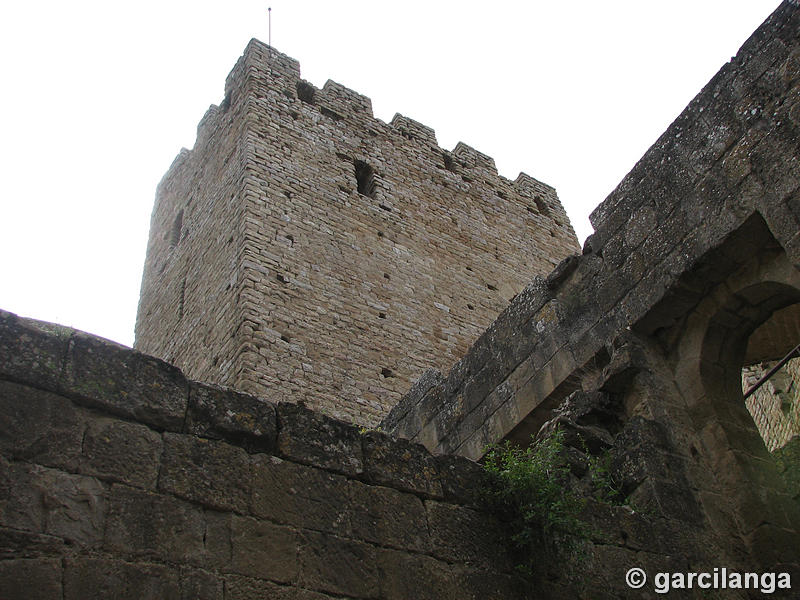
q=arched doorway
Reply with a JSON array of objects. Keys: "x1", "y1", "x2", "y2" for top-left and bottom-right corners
[{"x1": 671, "y1": 220, "x2": 800, "y2": 569}]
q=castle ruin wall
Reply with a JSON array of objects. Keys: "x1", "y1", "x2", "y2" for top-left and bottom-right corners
[
  {"x1": 3, "y1": 308, "x2": 778, "y2": 598},
  {"x1": 0, "y1": 309, "x2": 531, "y2": 599}
]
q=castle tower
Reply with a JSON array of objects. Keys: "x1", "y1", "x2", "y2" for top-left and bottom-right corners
[{"x1": 135, "y1": 41, "x2": 580, "y2": 426}]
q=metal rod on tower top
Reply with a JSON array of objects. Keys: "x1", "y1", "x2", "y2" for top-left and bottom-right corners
[{"x1": 268, "y1": 7, "x2": 272, "y2": 47}]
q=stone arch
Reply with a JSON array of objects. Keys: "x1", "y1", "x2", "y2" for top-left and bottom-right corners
[{"x1": 670, "y1": 221, "x2": 800, "y2": 568}]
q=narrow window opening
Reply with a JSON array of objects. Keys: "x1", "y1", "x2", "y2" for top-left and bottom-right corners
[
  {"x1": 320, "y1": 106, "x2": 343, "y2": 121},
  {"x1": 170, "y1": 210, "x2": 184, "y2": 249},
  {"x1": 296, "y1": 81, "x2": 316, "y2": 104},
  {"x1": 534, "y1": 196, "x2": 551, "y2": 216},
  {"x1": 354, "y1": 160, "x2": 377, "y2": 198}
]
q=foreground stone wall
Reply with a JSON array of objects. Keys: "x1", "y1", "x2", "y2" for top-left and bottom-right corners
[
  {"x1": 0, "y1": 309, "x2": 533, "y2": 599},
  {"x1": 136, "y1": 42, "x2": 579, "y2": 427}
]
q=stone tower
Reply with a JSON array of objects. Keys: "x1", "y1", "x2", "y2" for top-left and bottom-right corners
[{"x1": 135, "y1": 40, "x2": 580, "y2": 425}]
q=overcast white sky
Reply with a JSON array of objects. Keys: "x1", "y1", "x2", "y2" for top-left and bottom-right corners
[{"x1": 0, "y1": 1, "x2": 781, "y2": 347}]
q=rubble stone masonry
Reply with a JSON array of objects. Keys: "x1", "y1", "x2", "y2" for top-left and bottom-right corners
[{"x1": 135, "y1": 42, "x2": 579, "y2": 426}]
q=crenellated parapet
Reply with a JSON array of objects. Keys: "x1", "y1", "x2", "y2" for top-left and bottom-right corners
[{"x1": 389, "y1": 113, "x2": 438, "y2": 147}]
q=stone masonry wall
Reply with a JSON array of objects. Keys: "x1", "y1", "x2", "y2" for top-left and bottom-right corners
[
  {"x1": 135, "y1": 42, "x2": 579, "y2": 427},
  {"x1": 0, "y1": 308, "x2": 535, "y2": 599}
]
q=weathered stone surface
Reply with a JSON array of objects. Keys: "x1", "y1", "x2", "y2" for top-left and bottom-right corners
[
  {"x1": 179, "y1": 567, "x2": 222, "y2": 600},
  {"x1": 627, "y1": 479, "x2": 703, "y2": 524},
  {"x1": 0, "y1": 456, "x2": 42, "y2": 533},
  {"x1": 348, "y1": 480, "x2": 429, "y2": 552},
  {"x1": 0, "y1": 558, "x2": 62, "y2": 600},
  {"x1": 229, "y1": 515, "x2": 299, "y2": 583},
  {"x1": 251, "y1": 454, "x2": 350, "y2": 535},
  {"x1": 185, "y1": 380, "x2": 277, "y2": 453},
  {"x1": 610, "y1": 417, "x2": 680, "y2": 496},
  {"x1": 0, "y1": 309, "x2": 71, "y2": 392},
  {"x1": 0, "y1": 459, "x2": 105, "y2": 546},
  {"x1": 0, "y1": 380, "x2": 84, "y2": 470},
  {"x1": 64, "y1": 330, "x2": 188, "y2": 431},
  {"x1": 0, "y1": 526, "x2": 65, "y2": 559},
  {"x1": 38, "y1": 468, "x2": 106, "y2": 546},
  {"x1": 159, "y1": 432, "x2": 251, "y2": 513},
  {"x1": 377, "y1": 548, "x2": 463, "y2": 600},
  {"x1": 276, "y1": 403, "x2": 363, "y2": 477},
  {"x1": 433, "y1": 453, "x2": 486, "y2": 507},
  {"x1": 224, "y1": 575, "x2": 337, "y2": 600},
  {"x1": 425, "y1": 501, "x2": 512, "y2": 571},
  {"x1": 381, "y1": 368, "x2": 444, "y2": 436},
  {"x1": 64, "y1": 558, "x2": 182, "y2": 600},
  {"x1": 298, "y1": 530, "x2": 379, "y2": 598},
  {"x1": 361, "y1": 430, "x2": 442, "y2": 498},
  {"x1": 203, "y1": 509, "x2": 233, "y2": 566},
  {"x1": 80, "y1": 416, "x2": 162, "y2": 488},
  {"x1": 104, "y1": 485, "x2": 205, "y2": 563},
  {"x1": 458, "y1": 570, "x2": 533, "y2": 600}
]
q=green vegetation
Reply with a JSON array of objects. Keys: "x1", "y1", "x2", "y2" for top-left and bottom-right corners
[
  {"x1": 482, "y1": 428, "x2": 588, "y2": 572},
  {"x1": 585, "y1": 446, "x2": 624, "y2": 505}
]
